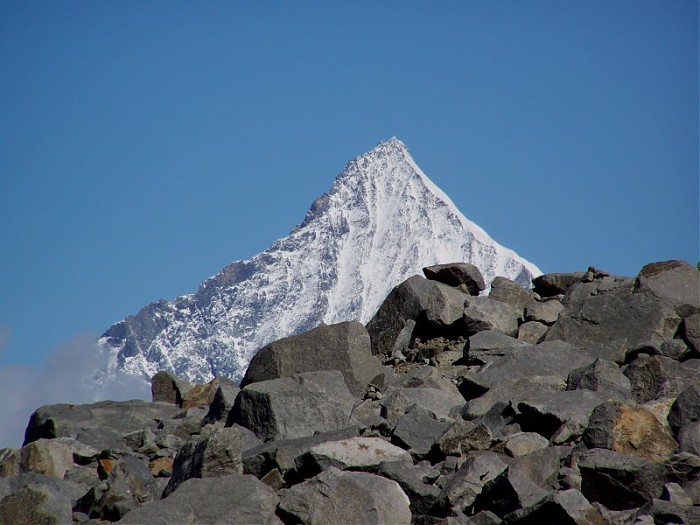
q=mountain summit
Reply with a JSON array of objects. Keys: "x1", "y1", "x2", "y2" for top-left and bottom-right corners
[{"x1": 100, "y1": 138, "x2": 541, "y2": 382}]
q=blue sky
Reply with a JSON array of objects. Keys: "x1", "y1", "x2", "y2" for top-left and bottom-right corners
[{"x1": 1, "y1": 2, "x2": 697, "y2": 378}]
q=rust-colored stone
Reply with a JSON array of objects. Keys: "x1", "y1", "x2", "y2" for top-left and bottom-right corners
[{"x1": 149, "y1": 457, "x2": 174, "y2": 478}]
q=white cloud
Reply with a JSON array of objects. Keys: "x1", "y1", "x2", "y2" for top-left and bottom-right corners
[{"x1": 0, "y1": 333, "x2": 150, "y2": 449}]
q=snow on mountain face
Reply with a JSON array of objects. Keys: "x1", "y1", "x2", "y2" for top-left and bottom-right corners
[{"x1": 99, "y1": 138, "x2": 541, "y2": 383}]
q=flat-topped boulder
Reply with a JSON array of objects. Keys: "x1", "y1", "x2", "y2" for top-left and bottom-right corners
[
  {"x1": 241, "y1": 321, "x2": 384, "y2": 398},
  {"x1": 423, "y1": 262, "x2": 485, "y2": 295},
  {"x1": 23, "y1": 400, "x2": 181, "y2": 451},
  {"x1": 228, "y1": 370, "x2": 355, "y2": 442}
]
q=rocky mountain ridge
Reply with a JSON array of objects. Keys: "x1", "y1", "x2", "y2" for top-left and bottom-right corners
[
  {"x1": 99, "y1": 138, "x2": 540, "y2": 383},
  {"x1": 1, "y1": 258, "x2": 698, "y2": 524}
]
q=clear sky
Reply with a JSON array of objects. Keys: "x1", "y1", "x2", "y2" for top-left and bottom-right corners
[{"x1": 1, "y1": 2, "x2": 697, "y2": 374}]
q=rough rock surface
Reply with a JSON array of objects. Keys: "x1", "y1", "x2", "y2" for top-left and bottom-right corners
[
  {"x1": 423, "y1": 262, "x2": 486, "y2": 295},
  {"x1": 229, "y1": 370, "x2": 355, "y2": 441},
  {"x1": 2, "y1": 259, "x2": 697, "y2": 524},
  {"x1": 240, "y1": 321, "x2": 384, "y2": 398},
  {"x1": 277, "y1": 467, "x2": 411, "y2": 525}
]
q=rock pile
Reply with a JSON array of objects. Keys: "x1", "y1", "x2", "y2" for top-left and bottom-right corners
[{"x1": 1, "y1": 260, "x2": 698, "y2": 524}]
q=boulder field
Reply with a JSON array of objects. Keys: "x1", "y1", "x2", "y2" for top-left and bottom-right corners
[{"x1": 1, "y1": 260, "x2": 698, "y2": 524}]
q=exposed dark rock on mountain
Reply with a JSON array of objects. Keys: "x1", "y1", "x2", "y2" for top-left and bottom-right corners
[{"x1": 1, "y1": 259, "x2": 699, "y2": 524}]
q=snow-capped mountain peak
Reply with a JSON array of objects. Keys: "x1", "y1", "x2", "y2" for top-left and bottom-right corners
[{"x1": 100, "y1": 139, "x2": 541, "y2": 383}]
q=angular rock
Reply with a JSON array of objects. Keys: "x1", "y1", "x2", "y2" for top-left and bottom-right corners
[
  {"x1": 377, "y1": 460, "x2": 441, "y2": 516},
  {"x1": 278, "y1": 467, "x2": 411, "y2": 525},
  {"x1": 151, "y1": 371, "x2": 194, "y2": 406},
  {"x1": 466, "y1": 330, "x2": 531, "y2": 362},
  {"x1": 462, "y1": 376, "x2": 564, "y2": 421},
  {"x1": 228, "y1": 370, "x2": 355, "y2": 441},
  {"x1": 181, "y1": 376, "x2": 234, "y2": 409},
  {"x1": 75, "y1": 454, "x2": 159, "y2": 521},
  {"x1": 516, "y1": 321, "x2": 548, "y2": 345},
  {"x1": 435, "y1": 452, "x2": 509, "y2": 514},
  {"x1": 241, "y1": 427, "x2": 359, "y2": 480},
  {"x1": 583, "y1": 401, "x2": 678, "y2": 461},
  {"x1": 504, "y1": 445, "x2": 572, "y2": 490},
  {"x1": 423, "y1": 262, "x2": 486, "y2": 295},
  {"x1": 202, "y1": 381, "x2": 241, "y2": 426},
  {"x1": 634, "y1": 498, "x2": 699, "y2": 525},
  {"x1": 516, "y1": 390, "x2": 611, "y2": 441},
  {"x1": 533, "y1": 272, "x2": 586, "y2": 297},
  {"x1": 635, "y1": 260, "x2": 700, "y2": 317},
  {"x1": 668, "y1": 384, "x2": 700, "y2": 436},
  {"x1": 625, "y1": 354, "x2": 700, "y2": 404},
  {"x1": 433, "y1": 420, "x2": 493, "y2": 458},
  {"x1": 473, "y1": 466, "x2": 549, "y2": 518},
  {"x1": 566, "y1": 358, "x2": 632, "y2": 400},
  {"x1": 241, "y1": 321, "x2": 385, "y2": 398},
  {"x1": 17, "y1": 439, "x2": 74, "y2": 480},
  {"x1": 578, "y1": 448, "x2": 668, "y2": 510},
  {"x1": 501, "y1": 433, "x2": 550, "y2": 458},
  {"x1": 391, "y1": 406, "x2": 453, "y2": 458},
  {"x1": 546, "y1": 289, "x2": 681, "y2": 364},
  {"x1": 677, "y1": 421, "x2": 700, "y2": 456},
  {"x1": 297, "y1": 436, "x2": 411, "y2": 473},
  {"x1": 680, "y1": 312, "x2": 700, "y2": 355},
  {"x1": 162, "y1": 425, "x2": 244, "y2": 497},
  {"x1": 502, "y1": 488, "x2": 606, "y2": 525},
  {"x1": 562, "y1": 274, "x2": 635, "y2": 305},
  {"x1": 117, "y1": 474, "x2": 281, "y2": 525},
  {"x1": 489, "y1": 276, "x2": 537, "y2": 311},
  {"x1": 663, "y1": 482, "x2": 694, "y2": 506},
  {"x1": 461, "y1": 296, "x2": 520, "y2": 337},
  {"x1": 380, "y1": 386, "x2": 464, "y2": 422},
  {"x1": 0, "y1": 482, "x2": 72, "y2": 525},
  {"x1": 23, "y1": 400, "x2": 180, "y2": 451},
  {"x1": 367, "y1": 275, "x2": 469, "y2": 356},
  {"x1": 149, "y1": 457, "x2": 173, "y2": 477},
  {"x1": 524, "y1": 300, "x2": 564, "y2": 325},
  {"x1": 0, "y1": 449, "x2": 19, "y2": 478}
]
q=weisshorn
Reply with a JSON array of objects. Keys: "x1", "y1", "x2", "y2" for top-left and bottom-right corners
[{"x1": 99, "y1": 138, "x2": 541, "y2": 383}]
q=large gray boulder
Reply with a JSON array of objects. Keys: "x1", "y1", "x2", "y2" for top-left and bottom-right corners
[
  {"x1": 367, "y1": 275, "x2": 468, "y2": 356},
  {"x1": 583, "y1": 401, "x2": 678, "y2": 461},
  {"x1": 241, "y1": 321, "x2": 384, "y2": 398},
  {"x1": 634, "y1": 260, "x2": 700, "y2": 317},
  {"x1": 668, "y1": 384, "x2": 700, "y2": 436},
  {"x1": 380, "y1": 385, "x2": 464, "y2": 422},
  {"x1": 377, "y1": 460, "x2": 441, "y2": 517},
  {"x1": 516, "y1": 390, "x2": 612, "y2": 441},
  {"x1": 435, "y1": 452, "x2": 509, "y2": 515},
  {"x1": 423, "y1": 262, "x2": 485, "y2": 295},
  {"x1": 162, "y1": 426, "x2": 244, "y2": 497},
  {"x1": 545, "y1": 289, "x2": 681, "y2": 363},
  {"x1": 278, "y1": 467, "x2": 411, "y2": 525},
  {"x1": 23, "y1": 400, "x2": 180, "y2": 451},
  {"x1": 117, "y1": 474, "x2": 281, "y2": 525},
  {"x1": 624, "y1": 354, "x2": 700, "y2": 403},
  {"x1": 15, "y1": 439, "x2": 74, "y2": 480},
  {"x1": 489, "y1": 276, "x2": 537, "y2": 311},
  {"x1": 533, "y1": 272, "x2": 586, "y2": 297},
  {"x1": 297, "y1": 436, "x2": 411, "y2": 473},
  {"x1": 578, "y1": 448, "x2": 669, "y2": 510},
  {"x1": 228, "y1": 370, "x2": 355, "y2": 442},
  {"x1": 461, "y1": 296, "x2": 521, "y2": 337},
  {"x1": 502, "y1": 488, "x2": 607, "y2": 525},
  {"x1": 242, "y1": 427, "x2": 359, "y2": 480},
  {"x1": 151, "y1": 371, "x2": 194, "y2": 406},
  {"x1": 0, "y1": 482, "x2": 72, "y2": 525},
  {"x1": 202, "y1": 381, "x2": 241, "y2": 425},
  {"x1": 566, "y1": 358, "x2": 632, "y2": 401}
]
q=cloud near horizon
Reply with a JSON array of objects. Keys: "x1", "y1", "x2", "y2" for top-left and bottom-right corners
[{"x1": 0, "y1": 332, "x2": 150, "y2": 448}]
